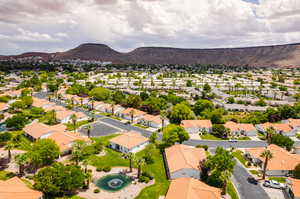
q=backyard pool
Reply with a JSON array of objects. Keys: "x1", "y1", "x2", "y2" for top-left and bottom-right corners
[{"x1": 95, "y1": 174, "x2": 133, "y2": 192}]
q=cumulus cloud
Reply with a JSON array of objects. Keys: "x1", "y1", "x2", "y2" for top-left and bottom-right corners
[{"x1": 0, "y1": 0, "x2": 299, "y2": 54}]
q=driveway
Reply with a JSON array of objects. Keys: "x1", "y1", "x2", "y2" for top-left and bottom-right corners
[
  {"x1": 78, "y1": 121, "x2": 121, "y2": 137},
  {"x1": 233, "y1": 161, "x2": 270, "y2": 199}
]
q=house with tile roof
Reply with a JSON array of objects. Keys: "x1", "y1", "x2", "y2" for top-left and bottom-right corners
[
  {"x1": 180, "y1": 120, "x2": 212, "y2": 134},
  {"x1": 224, "y1": 121, "x2": 257, "y2": 137},
  {"x1": 119, "y1": 108, "x2": 146, "y2": 122},
  {"x1": 164, "y1": 144, "x2": 206, "y2": 179},
  {"x1": 138, "y1": 114, "x2": 168, "y2": 129},
  {"x1": 109, "y1": 131, "x2": 149, "y2": 153},
  {"x1": 245, "y1": 144, "x2": 300, "y2": 176},
  {"x1": 56, "y1": 110, "x2": 88, "y2": 124},
  {"x1": 165, "y1": 177, "x2": 222, "y2": 199},
  {"x1": 0, "y1": 102, "x2": 8, "y2": 113},
  {"x1": 23, "y1": 122, "x2": 67, "y2": 141},
  {"x1": 256, "y1": 122, "x2": 297, "y2": 137},
  {"x1": 286, "y1": 178, "x2": 300, "y2": 199},
  {"x1": 0, "y1": 176, "x2": 43, "y2": 199},
  {"x1": 48, "y1": 131, "x2": 89, "y2": 155}
]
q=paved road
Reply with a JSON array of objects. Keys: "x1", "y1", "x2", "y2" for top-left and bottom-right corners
[
  {"x1": 233, "y1": 161, "x2": 270, "y2": 199},
  {"x1": 184, "y1": 139, "x2": 269, "y2": 148}
]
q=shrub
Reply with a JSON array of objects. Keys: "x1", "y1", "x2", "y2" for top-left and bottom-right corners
[
  {"x1": 138, "y1": 176, "x2": 150, "y2": 183},
  {"x1": 96, "y1": 167, "x2": 103, "y2": 172},
  {"x1": 103, "y1": 166, "x2": 111, "y2": 172},
  {"x1": 94, "y1": 188, "x2": 100, "y2": 193},
  {"x1": 142, "y1": 171, "x2": 153, "y2": 180},
  {"x1": 196, "y1": 144, "x2": 208, "y2": 151}
]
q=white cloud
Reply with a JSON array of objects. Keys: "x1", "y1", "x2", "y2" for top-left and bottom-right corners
[{"x1": 0, "y1": 0, "x2": 299, "y2": 54}]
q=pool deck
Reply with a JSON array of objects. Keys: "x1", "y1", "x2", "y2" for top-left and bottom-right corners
[{"x1": 78, "y1": 166, "x2": 154, "y2": 199}]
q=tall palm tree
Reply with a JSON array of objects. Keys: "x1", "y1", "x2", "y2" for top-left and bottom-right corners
[
  {"x1": 136, "y1": 158, "x2": 145, "y2": 178},
  {"x1": 80, "y1": 98, "x2": 83, "y2": 106},
  {"x1": 71, "y1": 97, "x2": 75, "y2": 106},
  {"x1": 51, "y1": 110, "x2": 57, "y2": 125},
  {"x1": 129, "y1": 109, "x2": 135, "y2": 123},
  {"x1": 90, "y1": 99, "x2": 95, "y2": 110},
  {"x1": 82, "y1": 159, "x2": 89, "y2": 173},
  {"x1": 260, "y1": 149, "x2": 273, "y2": 180},
  {"x1": 72, "y1": 140, "x2": 85, "y2": 166},
  {"x1": 85, "y1": 124, "x2": 92, "y2": 138},
  {"x1": 15, "y1": 153, "x2": 28, "y2": 176},
  {"x1": 266, "y1": 127, "x2": 275, "y2": 144},
  {"x1": 123, "y1": 152, "x2": 134, "y2": 173},
  {"x1": 160, "y1": 110, "x2": 167, "y2": 130},
  {"x1": 111, "y1": 102, "x2": 115, "y2": 115},
  {"x1": 70, "y1": 114, "x2": 77, "y2": 133},
  {"x1": 5, "y1": 141, "x2": 15, "y2": 161},
  {"x1": 220, "y1": 170, "x2": 231, "y2": 195}
]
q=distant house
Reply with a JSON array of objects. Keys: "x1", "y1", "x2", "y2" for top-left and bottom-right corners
[
  {"x1": 165, "y1": 177, "x2": 221, "y2": 199},
  {"x1": 256, "y1": 122, "x2": 296, "y2": 137},
  {"x1": 32, "y1": 98, "x2": 55, "y2": 109},
  {"x1": 164, "y1": 144, "x2": 206, "y2": 179},
  {"x1": 0, "y1": 176, "x2": 43, "y2": 199},
  {"x1": 109, "y1": 131, "x2": 149, "y2": 153},
  {"x1": 0, "y1": 102, "x2": 8, "y2": 113},
  {"x1": 48, "y1": 131, "x2": 89, "y2": 155},
  {"x1": 119, "y1": 108, "x2": 146, "y2": 122},
  {"x1": 286, "y1": 178, "x2": 300, "y2": 199},
  {"x1": 224, "y1": 121, "x2": 257, "y2": 137},
  {"x1": 285, "y1": 118, "x2": 300, "y2": 129},
  {"x1": 245, "y1": 144, "x2": 300, "y2": 176},
  {"x1": 180, "y1": 120, "x2": 212, "y2": 134},
  {"x1": 138, "y1": 114, "x2": 167, "y2": 129},
  {"x1": 23, "y1": 122, "x2": 67, "y2": 141},
  {"x1": 56, "y1": 110, "x2": 88, "y2": 123}
]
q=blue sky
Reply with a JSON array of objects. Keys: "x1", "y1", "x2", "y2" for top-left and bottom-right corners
[{"x1": 0, "y1": 0, "x2": 299, "y2": 55}]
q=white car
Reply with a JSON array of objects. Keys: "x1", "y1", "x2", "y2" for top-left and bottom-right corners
[{"x1": 263, "y1": 180, "x2": 285, "y2": 189}]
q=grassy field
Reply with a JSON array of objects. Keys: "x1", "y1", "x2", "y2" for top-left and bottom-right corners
[
  {"x1": 200, "y1": 134, "x2": 224, "y2": 140},
  {"x1": 227, "y1": 182, "x2": 239, "y2": 199},
  {"x1": 269, "y1": 177, "x2": 286, "y2": 183},
  {"x1": 133, "y1": 123, "x2": 148, "y2": 129},
  {"x1": 249, "y1": 170, "x2": 260, "y2": 175},
  {"x1": 237, "y1": 136, "x2": 251, "y2": 141},
  {"x1": 87, "y1": 135, "x2": 170, "y2": 199},
  {"x1": 66, "y1": 120, "x2": 90, "y2": 131},
  {"x1": 0, "y1": 170, "x2": 15, "y2": 180},
  {"x1": 232, "y1": 150, "x2": 249, "y2": 168}
]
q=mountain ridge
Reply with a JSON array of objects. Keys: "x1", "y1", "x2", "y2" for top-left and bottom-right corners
[{"x1": 2, "y1": 42, "x2": 300, "y2": 67}]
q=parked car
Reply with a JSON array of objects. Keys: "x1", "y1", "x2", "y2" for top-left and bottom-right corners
[
  {"x1": 247, "y1": 177, "x2": 258, "y2": 185},
  {"x1": 229, "y1": 139, "x2": 237, "y2": 143},
  {"x1": 263, "y1": 180, "x2": 285, "y2": 189}
]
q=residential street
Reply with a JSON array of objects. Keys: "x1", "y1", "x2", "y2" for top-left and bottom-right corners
[{"x1": 233, "y1": 161, "x2": 270, "y2": 199}]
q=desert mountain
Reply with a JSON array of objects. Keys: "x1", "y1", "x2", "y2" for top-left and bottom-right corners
[{"x1": 3, "y1": 43, "x2": 300, "y2": 67}]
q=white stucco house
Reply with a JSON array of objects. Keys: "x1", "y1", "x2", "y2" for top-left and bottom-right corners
[
  {"x1": 138, "y1": 114, "x2": 168, "y2": 129},
  {"x1": 164, "y1": 144, "x2": 206, "y2": 180},
  {"x1": 109, "y1": 131, "x2": 149, "y2": 153},
  {"x1": 180, "y1": 120, "x2": 212, "y2": 134},
  {"x1": 224, "y1": 121, "x2": 257, "y2": 137}
]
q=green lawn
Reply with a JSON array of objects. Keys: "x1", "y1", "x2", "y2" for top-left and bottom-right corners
[
  {"x1": 200, "y1": 134, "x2": 224, "y2": 140},
  {"x1": 66, "y1": 120, "x2": 90, "y2": 131},
  {"x1": 133, "y1": 123, "x2": 148, "y2": 129},
  {"x1": 269, "y1": 177, "x2": 286, "y2": 183},
  {"x1": 237, "y1": 136, "x2": 251, "y2": 141},
  {"x1": 227, "y1": 182, "x2": 239, "y2": 199},
  {"x1": 0, "y1": 170, "x2": 15, "y2": 180},
  {"x1": 87, "y1": 135, "x2": 170, "y2": 199},
  {"x1": 232, "y1": 150, "x2": 249, "y2": 168},
  {"x1": 249, "y1": 170, "x2": 260, "y2": 175},
  {"x1": 10, "y1": 131, "x2": 32, "y2": 151}
]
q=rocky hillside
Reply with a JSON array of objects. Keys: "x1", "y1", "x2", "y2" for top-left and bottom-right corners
[{"x1": 3, "y1": 43, "x2": 300, "y2": 67}]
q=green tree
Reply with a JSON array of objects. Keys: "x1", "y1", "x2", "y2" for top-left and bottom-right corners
[
  {"x1": 260, "y1": 149, "x2": 273, "y2": 180},
  {"x1": 136, "y1": 157, "x2": 145, "y2": 178},
  {"x1": 28, "y1": 139, "x2": 60, "y2": 168},
  {"x1": 227, "y1": 97, "x2": 235, "y2": 104},
  {"x1": 89, "y1": 87, "x2": 111, "y2": 101},
  {"x1": 212, "y1": 124, "x2": 231, "y2": 138},
  {"x1": 270, "y1": 134, "x2": 294, "y2": 151},
  {"x1": 127, "y1": 95, "x2": 142, "y2": 108},
  {"x1": 193, "y1": 99, "x2": 214, "y2": 116},
  {"x1": 70, "y1": 114, "x2": 77, "y2": 133},
  {"x1": 203, "y1": 83, "x2": 211, "y2": 92},
  {"x1": 85, "y1": 124, "x2": 92, "y2": 138},
  {"x1": 169, "y1": 103, "x2": 195, "y2": 124},
  {"x1": 5, "y1": 141, "x2": 15, "y2": 161},
  {"x1": 293, "y1": 163, "x2": 300, "y2": 179},
  {"x1": 123, "y1": 152, "x2": 135, "y2": 173},
  {"x1": 112, "y1": 90, "x2": 126, "y2": 104},
  {"x1": 15, "y1": 153, "x2": 29, "y2": 176},
  {"x1": 5, "y1": 113, "x2": 29, "y2": 130},
  {"x1": 33, "y1": 162, "x2": 85, "y2": 196},
  {"x1": 162, "y1": 124, "x2": 189, "y2": 146}
]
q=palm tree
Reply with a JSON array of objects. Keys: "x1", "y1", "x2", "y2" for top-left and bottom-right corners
[
  {"x1": 85, "y1": 170, "x2": 92, "y2": 189},
  {"x1": 5, "y1": 141, "x2": 14, "y2": 161},
  {"x1": 123, "y1": 152, "x2": 134, "y2": 173},
  {"x1": 136, "y1": 158, "x2": 145, "y2": 178},
  {"x1": 220, "y1": 170, "x2": 231, "y2": 195},
  {"x1": 260, "y1": 149, "x2": 273, "y2": 180},
  {"x1": 90, "y1": 99, "x2": 95, "y2": 110},
  {"x1": 70, "y1": 114, "x2": 77, "y2": 133},
  {"x1": 129, "y1": 109, "x2": 135, "y2": 123},
  {"x1": 15, "y1": 153, "x2": 28, "y2": 176},
  {"x1": 85, "y1": 124, "x2": 92, "y2": 138},
  {"x1": 80, "y1": 98, "x2": 83, "y2": 106},
  {"x1": 160, "y1": 110, "x2": 167, "y2": 130},
  {"x1": 82, "y1": 159, "x2": 89, "y2": 173},
  {"x1": 50, "y1": 110, "x2": 57, "y2": 124},
  {"x1": 111, "y1": 103, "x2": 115, "y2": 115},
  {"x1": 72, "y1": 140, "x2": 85, "y2": 166},
  {"x1": 71, "y1": 97, "x2": 74, "y2": 106},
  {"x1": 266, "y1": 127, "x2": 275, "y2": 144}
]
